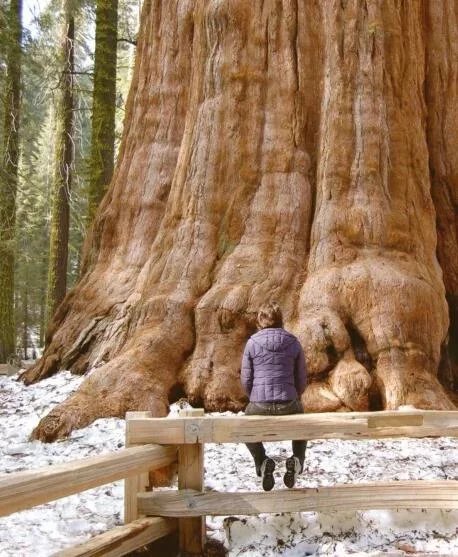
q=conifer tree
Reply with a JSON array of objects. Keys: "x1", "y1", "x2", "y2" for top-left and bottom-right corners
[
  {"x1": 0, "y1": 0, "x2": 22, "y2": 363},
  {"x1": 46, "y1": 0, "x2": 75, "y2": 322},
  {"x1": 87, "y1": 0, "x2": 118, "y2": 223}
]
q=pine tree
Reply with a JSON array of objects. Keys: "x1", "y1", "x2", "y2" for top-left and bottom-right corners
[
  {"x1": 87, "y1": 0, "x2": 118, "y2": 224},
  {"x1": 0, "y1": 0, "x2": 22, "y2": 363},
  {"x1": 46, "y1": 0, "x2": 74, "y2": 323},
  {"x1": 12, "y1": 0, "x2": 138, "y2": 353}
]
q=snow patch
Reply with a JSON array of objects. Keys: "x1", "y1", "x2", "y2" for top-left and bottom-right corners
[{"x1": 0, "y1": 372, "x2": 457, "y2": 556}]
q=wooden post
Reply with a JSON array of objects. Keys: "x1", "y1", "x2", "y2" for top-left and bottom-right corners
[
  {"x1": 124, "y1": 411, "x2": 152, "y2": 523},
  {"x1": 178, "y1": 408, "x2": 205, "y2": 556}
]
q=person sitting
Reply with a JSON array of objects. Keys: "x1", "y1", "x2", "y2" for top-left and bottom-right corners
[{"x1": 241, "y1": 301, "x2": 307, "y2": 491}]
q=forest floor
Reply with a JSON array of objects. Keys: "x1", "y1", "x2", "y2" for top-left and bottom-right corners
[{"x1": 0, "y1": 371, "x2": 457, "y2": 556}]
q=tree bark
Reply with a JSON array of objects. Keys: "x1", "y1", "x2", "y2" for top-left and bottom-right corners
[
  {"x1": 39, "y1": 254, "x2": 47, "y2": 348},
  {"x1": 46, "y1": 0, "x2": 74, "y2": 324},
  {"x1": 425, "y1": 0, "x2": 458, "y2": 391},
  {"x1": 21, "y1": 0, "x2": 457, "y2": 442},
  {"x1": 87, "y1": 0, "x2": 118, "y2": 224},
  {"x1": 22, "y1": 276, "x2": 28, "y2": 360},
  {"x1": 0, "y1": 0, "x2": 22, "y2": 364}
]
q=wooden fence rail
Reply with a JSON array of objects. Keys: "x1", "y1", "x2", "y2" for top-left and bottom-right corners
[
  {"x1": 126, "y1": 409, "x2": 458, "y2": 445},
  {"x1": 126, "y1": 409, "x2": 458, "y2": 556},
  {"x1": 138, "y1": 481, "x2": 458, "y2": 516},
  {"x1": 1, "y1": 409, "x2": 457, "y2": 557},
  {"x1": 0, "y1": 443, "x2": 176, "y2": 517},
  {"x1": 55, "y1": 517, "x2": 177, "y2": 557}
]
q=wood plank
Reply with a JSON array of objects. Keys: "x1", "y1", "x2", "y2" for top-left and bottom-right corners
[
  {"x1": 210, "y1": 411, "x2": 458, "y2": 443},
  {"x1": 178, "y1": 444, "x2": 205, "y2": 556},
  {"x1": 138, "y1": 481, "x2": 458, "y2": 516},
  {"x1": 0, "y1": 444, "x2": 177, "y2": 518},
  {"x1": 126, "y1": 413, "x2": 185, "y2": 444},
  {"x1": 367, "y1": 414, "x2": 423, "y2": 428},
  {"x1": 54, "y1": 517, "x2": 177, "y2": 557},
  {"x1": 124, "y1": 411, "x2": 153, "y2": 524},
  {"x1": 127, "y1": 410, "x2": 458, "y2": 445}
]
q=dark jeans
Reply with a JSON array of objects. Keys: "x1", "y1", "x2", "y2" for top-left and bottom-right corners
[{"x1": 244, "y1": 399, "x2": 307, "y2": 474}]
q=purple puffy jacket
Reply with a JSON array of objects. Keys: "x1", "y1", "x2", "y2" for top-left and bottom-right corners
[{"x1": 241, "y1": 327, "x2": 307, "y2": 402}]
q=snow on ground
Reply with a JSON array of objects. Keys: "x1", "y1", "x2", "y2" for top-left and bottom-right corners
[{"x1": 0, "y1": 371, "x2": 457, "y2": 556}]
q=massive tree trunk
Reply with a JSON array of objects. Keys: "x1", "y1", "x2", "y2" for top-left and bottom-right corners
[
  {"x1": 0, "y1": 0, "x2": 22, "y2": 364},
  {"x1": 21, "y1": 0, "x2": 457, "y2": 442}
]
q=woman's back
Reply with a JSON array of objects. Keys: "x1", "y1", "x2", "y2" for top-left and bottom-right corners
[
  {"x1": 242, "y1": 327, "x2": 306, "y2": 402},
  {"x1": 240, "y1": 301, "x2": 308, "y2": 490}
]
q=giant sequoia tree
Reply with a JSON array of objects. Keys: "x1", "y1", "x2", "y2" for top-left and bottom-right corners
[{"x1": 21, "y1": 0, "x2": 458, "y2": 441}]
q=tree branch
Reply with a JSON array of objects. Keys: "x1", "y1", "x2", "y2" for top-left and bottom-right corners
[{"x1": 117, "y1": 37, "x2": 137, "y2": 46}]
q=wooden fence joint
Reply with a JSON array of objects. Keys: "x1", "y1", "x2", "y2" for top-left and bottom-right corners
[{"x1": 178, "y1": 408, "x2": 205, "y2": 556}]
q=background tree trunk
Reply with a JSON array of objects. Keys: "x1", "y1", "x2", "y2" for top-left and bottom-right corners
[
  {"x1": 0, "y1": 0, "x2": 22, "y2": 364},
  {"x1": 87, "y1": 0, "x2": 118, "y2": 224},
  {"x1": 22, "y1": 269, "x2": 28, "y2": 360},
  {"x1": 46, "y1": 0, "x2": 74, "y2": 324},
  {"x1": 39, "y1": 260, "x2": 47, "y2": 348},
  {"x1": 21, "y1": 0, "x2": 457, "y2": 442}
]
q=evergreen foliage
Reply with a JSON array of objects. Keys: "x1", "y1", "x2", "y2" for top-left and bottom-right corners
[
  {"x1": 0, "y1": 0, "x2": 22, "y2": 363},
  {"x1": 0, "y1": 0, "x2": 140, "y2": 358}
]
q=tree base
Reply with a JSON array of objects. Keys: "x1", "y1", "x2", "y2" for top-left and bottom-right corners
[{"x1": 22, "y1": 0, "x2": 458, "y2": 443}]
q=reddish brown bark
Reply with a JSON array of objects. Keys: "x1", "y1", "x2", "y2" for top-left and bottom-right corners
[
  {"x1": 21, "y1": 0, "x2": 456, "y2": 442},
  {"x1": 425, "y1": 0, "x2": 458, "y2": 391}
]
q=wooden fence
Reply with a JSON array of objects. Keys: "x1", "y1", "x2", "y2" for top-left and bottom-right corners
[{"x1": 0, "y1": 409, "x2": 457, "y2": 556}]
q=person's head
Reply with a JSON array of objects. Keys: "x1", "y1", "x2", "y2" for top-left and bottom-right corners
[{"x1": 257, "y1": 301, "x2": 283, "y2": 329}]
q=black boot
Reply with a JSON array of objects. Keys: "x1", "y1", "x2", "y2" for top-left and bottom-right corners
[
  {"x1": 260, "y1": 458, "x2": 275, "y2": 491},
  {"x1": 283, "y1": 456, "x2": 303, "y2": 488}
]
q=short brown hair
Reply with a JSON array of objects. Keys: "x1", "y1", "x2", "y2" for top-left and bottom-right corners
[{"x1": 257, "y1": 301, "x2": 283, "y2": 329}]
